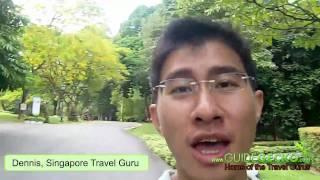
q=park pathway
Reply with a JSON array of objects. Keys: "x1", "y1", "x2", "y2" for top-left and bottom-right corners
[{"x1": 0, "y1": 121, "x2": 170, "y2": 180}]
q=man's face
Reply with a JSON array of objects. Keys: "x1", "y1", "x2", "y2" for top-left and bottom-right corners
[{"x1": 149, "y1": 41, "x2": 264, "y2": 180}]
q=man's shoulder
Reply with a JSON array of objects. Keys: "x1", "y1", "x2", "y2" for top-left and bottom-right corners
[
  {"x1": 158, "y1": 169, "x2": 176, "y2": 180},
  {"x1": 158, "y1": 169, "x2": 260, "y2": 180}
]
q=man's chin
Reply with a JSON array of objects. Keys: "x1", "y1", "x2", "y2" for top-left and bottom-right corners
[
  {"x1": 177, "y1": 160, "x2": 241, "y2": 180},
  {"x1": 181, "y1": 166, "x2": 242, "y2": 180}
]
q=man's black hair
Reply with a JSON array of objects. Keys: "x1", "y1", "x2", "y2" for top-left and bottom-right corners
[{"x1": 150, "y1": 17, "x2": 257, "y2": 103}]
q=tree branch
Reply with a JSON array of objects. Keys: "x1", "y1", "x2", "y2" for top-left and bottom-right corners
[
  {"x1": 263, "y1": 20, "x2": 318, "y2": 31},
  {"x1": 247, "y1": 0, "x2": 320, "y2": 22}
]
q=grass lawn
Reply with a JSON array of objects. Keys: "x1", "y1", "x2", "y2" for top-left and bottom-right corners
[
  {"x1": 129, "y1": 122, "x2": 158, "y2": 136},
  {"x1": 259, "y1": 169, "x2": 319, "y2": 180},
  {"x1": 130, "y1": 123, "x2": 320, "y2": 180},
  {"x1": 0, "y1": 111, "x2": 21, "y2": 122},
  {"x1": 0, "y1": 111, "x2": 82, "y2": 124}
]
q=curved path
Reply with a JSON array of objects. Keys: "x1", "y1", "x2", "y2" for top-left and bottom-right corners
[{"x1": 0, "y1": 121, "x2": 170, "y2": 180}]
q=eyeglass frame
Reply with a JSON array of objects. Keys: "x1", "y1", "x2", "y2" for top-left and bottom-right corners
[{"x1": 152, "y1": 72, "x2": 256, "y2": 96}]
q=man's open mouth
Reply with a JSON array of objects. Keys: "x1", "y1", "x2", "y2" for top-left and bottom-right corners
[{"x1": 190, "y1": 133, "x2": 231, "y2": 166}]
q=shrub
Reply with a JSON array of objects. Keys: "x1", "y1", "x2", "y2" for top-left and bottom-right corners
[
  {"x1": 253, "y1": 141, "x2": 296, "y2": 147},
  {"x1": 250, "y1": 145, "x2": 299, "y2": 154},
  {"x1": 142, "y1": 134, "x2": 176, "y2": 168},
  {"x1": 298, "y1": 127, "x2": 320, "y2": 172},
  {"x1": 112, "y1": 87, "x2": 146, "y2": 122}
]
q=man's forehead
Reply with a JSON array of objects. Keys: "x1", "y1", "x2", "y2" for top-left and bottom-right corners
[
  {"x1": 160, "y1": 41, "x2": 245, "y2": 81},
  {"x1": 162, "y1": 65, "x2": 245, "y2": 80}
]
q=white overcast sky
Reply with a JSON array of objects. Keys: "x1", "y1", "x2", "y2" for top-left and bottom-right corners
[{"x1": 13, "y1": 0, "x2": 161, "y2": 36}]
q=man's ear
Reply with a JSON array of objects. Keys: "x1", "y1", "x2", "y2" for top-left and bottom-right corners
[
  {"x1": 254, "y1": 90, "x2": 264, "y2": 124},
  {"x1": 149, "y1": 104, "x2": 162, "y2": 135}
]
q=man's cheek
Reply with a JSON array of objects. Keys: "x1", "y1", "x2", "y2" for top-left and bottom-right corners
[{"x1": 234, "y1": 123, "x2": 256, "y2": 151}]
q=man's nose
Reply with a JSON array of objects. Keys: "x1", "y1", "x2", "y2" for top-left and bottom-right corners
[{"x1": 190, "y1": 87, "x2": 223, "y2": 124}]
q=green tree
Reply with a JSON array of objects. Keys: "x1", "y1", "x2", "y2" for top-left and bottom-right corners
[
  {"x1": 0, "y1": 89, "x2": 22, "y2": 112},
  {"x1": 177, "y1": 0, "x2": 320, "y2": 139},
  {"x1": 22, "y1": 24, "x2": 127, "y2": 121},
  {"x1": 178, "y1": 0, "x2": 320, "y2": 49},
  {"x1": 0, "y1": 0, "x2": 28, "y2": 90},
  {"x1": 114, "y1": 5, "x2": 160, "y2": 121},
  {"x1": 258, "y1": 39, "x2": 320, "y2": 140}
]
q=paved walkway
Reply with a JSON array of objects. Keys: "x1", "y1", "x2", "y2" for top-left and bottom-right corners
[{"x1": 0, "y1": 121, "x2": 170, "y2": 180}]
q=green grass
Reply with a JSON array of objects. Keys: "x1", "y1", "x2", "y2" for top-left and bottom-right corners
[
  {"x1": 0, "y1": 111, "x2": 21, "y2": 122},
  {"x1": 0, "y1": 111, "x2": 83, "y2": 124},
  {"x1": 254, "y1": 141, "x2": 297, "y2": 146},
  {"x1": 48, "y1": 115, "x2": 68, "y2": 124},
  {"x1": 259, "y1": 169, "x2": 319, "y2": 180},
  {"x1": 130, "y1": 124, "x2": 320, "y2": 180},
  {"x1": 129, "y1": 122, "x2": 158, "y2": 136}
]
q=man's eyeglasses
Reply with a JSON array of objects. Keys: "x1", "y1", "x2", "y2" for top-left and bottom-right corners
[{"x1": 153, "y1": 72, "x2": 255, "y2": 97}]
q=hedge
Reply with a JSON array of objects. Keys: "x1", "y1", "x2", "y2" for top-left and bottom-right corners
[
  {"x1": 250, "y1": 145, "x2": 299, "y2": 154},
  {"x1": 298, "y1": 127, "x2": 320, "y2": 172},
  {"x1": 253, "y1": 141, "x2": 297, "y2": 147},
  {"x1": 141, "y1": 135, "x2": 176, "y2": 167}
]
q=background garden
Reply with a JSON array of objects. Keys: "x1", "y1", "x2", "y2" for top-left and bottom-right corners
[{"x1": 0, "y1": 0, "x2": 319, "y2": 179}]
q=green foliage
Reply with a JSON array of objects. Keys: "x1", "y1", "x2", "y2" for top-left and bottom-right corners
[
  {"x1": 118, "y1": 5, "x2": 157, "y2": 37},
  {"x1": 90, "y1": 81, "x2": 117, "y2": 121},
  {"x1": 0, "y1": 0, "x2": 28, "y2": 90},
  {"x1": 295, "y1": 141, "x2": 312, "y2": 164},
  {"x1": 178, "y1": 0, "x2": 320, "y2": 49},
  {"x1": 22, "y1": 24, "x2": 127, "y2": 120},
  {"x1": 299, "y1": 127, "x2": 320, "y2": 171},
  {"x1": 142, "y1": 134, "x2": 176, "y2": 168},
  {"x1": 176, "y1": 0, "x2": 320, "y2": 139},
  {"x1": 253, "y1": 141, "x2": 297, "y2": 147},
  {"x1": 0, "y1": 111, "x2": 19, "y2": 122},
  {"x1": 259, "y1": 168, "x2": 320, "y2": 180},
  {"x1": 115, "y1": 5, "x2": 157, "y2": 99},
  {"x1": 113, "y1": 5, "x2": 165, "y2": 121},
  {"x1": 111, "y1": 87, "x2": 146, "y2": 122},
  {"x1": 250, "y1": 145, "x2": 299, "y2": 154},
  {"x1": 0, "y1": 89, "x2": 22, "y2": 111},
  {"x1": 130, "y1": 123, "x2": 158, "y2": 136},
  {"x1": 257, "y1": 40, "x2": 320, "y2": 139},
  {"x1": 251, "y1": 141, "x2": 300, "y2": 154}
]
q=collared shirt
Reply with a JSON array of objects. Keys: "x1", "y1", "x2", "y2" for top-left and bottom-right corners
[
  {"x1": 158, "y1": 170, "x2": 176, "y2": 180},
  {"x1": 158, "y1": 169, "x2": 260, "y2": 180}
]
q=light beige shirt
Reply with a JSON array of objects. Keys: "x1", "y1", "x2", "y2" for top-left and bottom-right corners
[
  {"x1": 158, "y1": 169, "x2": 260, "y2": 180},
  {"x1": 158, "y1": 170, "x2": 176, "y2": 180}
]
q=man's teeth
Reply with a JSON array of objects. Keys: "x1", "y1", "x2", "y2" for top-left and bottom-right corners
[
  {"x1": 199, "y1": 139, "x2": 218, "y2": 143},
  {"x1": 200, "y1": 150, "x2": 220, "y2": 154}
]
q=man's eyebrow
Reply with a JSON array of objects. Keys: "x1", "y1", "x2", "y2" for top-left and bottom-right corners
[
  {"x1": 208, "y1": 66, "x2": 243, "y2": 75},
  {"x1": 164, "y1": 69, "x2": 193, "y2": 80},
  {"x1": 162, "y1": 66, "x2": 243, "y2": 81}
]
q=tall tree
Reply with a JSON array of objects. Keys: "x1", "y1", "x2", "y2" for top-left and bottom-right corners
[
  {"x1": 114, "y1": 5, "x2": 159, "y2": 121},
  {"x1": 178, "y1": 0, "x2": 320, "y2": 49},
  {"x1": 177, "y1": 0, "x2": 320, "y2": 139},
  {"x1": 22, "y1": 24, "x2": 127, "y2": 121},
  {"x1": 0, "y1": 0, "x2": 28, "y2": 90}
]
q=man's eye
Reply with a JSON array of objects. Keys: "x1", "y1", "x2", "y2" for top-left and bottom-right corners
[
  {"x1": 215, "y1": 80, "x2": 239, "y2": 89},
  {"x1": 170, "y1": 86, "x2": 193, "y2": 94}
]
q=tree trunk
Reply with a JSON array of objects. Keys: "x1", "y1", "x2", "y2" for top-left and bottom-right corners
[
  {"x1": 68, "y1": 102, "x2": 78, "y2": 121},
  {"x1": 1, "y1": 102, "x2": 6, "y2": 111},
  {"x1": 42, "y1": 103, "x2": 49, "y2": 123},
  {"x1": 272, "y1": 117, "x2": 277, "y2": 141},
  {"x1": 18, "y1": 87, "x2": 29, "y2": 119},
  {"x1": 53, "y1": 99, "x2": 58, "y2": 115},
  {"x1": 144, "y1": 96, "x2": 150, "y2": 121}
]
